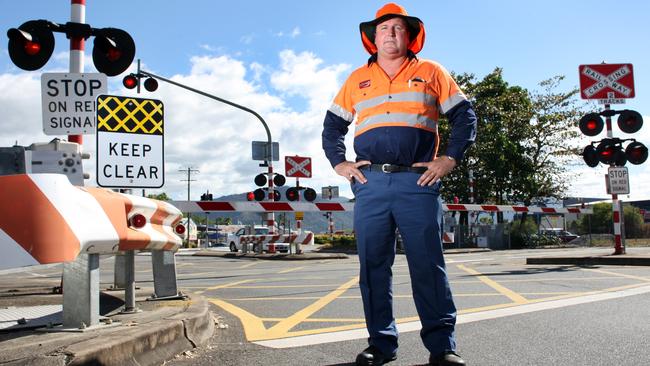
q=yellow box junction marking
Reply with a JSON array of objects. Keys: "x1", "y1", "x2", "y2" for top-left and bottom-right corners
[
  {"x1": 210, "y1": 276, "x2": 359, "y2": 341},
  {"x1": 97, "y1": 95, "x2": 163, "y2": 135},
  {"x1": 456, "y1": 264, "x2": 529, "y2": 304}
]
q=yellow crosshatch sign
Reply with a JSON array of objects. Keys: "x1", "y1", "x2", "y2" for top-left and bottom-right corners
[
  {"x1": 96, "y1": 94, "x2": 165, "y2": 188},
  {"x1": 97, "y1": 95, "x2": 163, "y2": 135}
]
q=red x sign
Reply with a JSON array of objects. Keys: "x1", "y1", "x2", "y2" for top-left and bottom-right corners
[
  {"x1": 579, "y1": 63, "x2": 635, "y2": 100},
  {"x1": 285, "y1": 156, "x2": 312, "y2": 178}
]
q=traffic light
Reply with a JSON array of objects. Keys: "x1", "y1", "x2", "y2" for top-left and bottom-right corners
[
  {"x1": 7, "y1": 20, "x2": 55, "y2": 71},
  {"x1": 617, "y1": 110, "x2": 643, "y2": 134},
  {"x1": 285, "y1": 186, "x2": 317, "y2": 201},
  {"x1": 92, "y1": 28, "x2": 136, "y2": 76},
  {"x1": 626, "y1": 142, "x2": 648, "y2": 165},
  {"x1": 286, "y1": 187, "x2": 300, "y2": 201},
  {"x1": 247, "y1": 188, "x2": 281, "y2": 201},
  {"x1": 7, "y1": 20, "x2": 135, "y2": 76},
  {"x1": 122, "y1": 73, "x2": 158, "y2": 92},
  {"x1": 579, "y1": 113, "x2": 604, "y2": 136},
  {"x1": 579, "y1": 110, "x2": 647, "y2": 167},
  {"x1": 304, "y1": 188, "x2": 317, "y2": 202}
]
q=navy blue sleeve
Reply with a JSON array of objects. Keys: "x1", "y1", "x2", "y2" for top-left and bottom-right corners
[
  {"x1": 444, "y1": 100, "x2": 477, "y2": 162},
  {"x1": 322, "y1": 110, "x2": 351, "y2": 168}
]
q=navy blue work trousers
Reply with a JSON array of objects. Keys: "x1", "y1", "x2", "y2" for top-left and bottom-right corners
[{"x1": 352, "y1": 170, "x2": 457, "y2": 357}]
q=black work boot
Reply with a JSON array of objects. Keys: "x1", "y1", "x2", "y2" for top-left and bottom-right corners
[
  {"x1": 429, "y1": 351, "x2": 466, "y2": 366},
  {"x1": 355, "y1": 345, "x2": 397, "y2": 365}
]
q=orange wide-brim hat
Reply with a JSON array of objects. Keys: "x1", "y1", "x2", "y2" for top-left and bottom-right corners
[{"x1": 359, "y1": 2, "x2": 426, "y2": 55}]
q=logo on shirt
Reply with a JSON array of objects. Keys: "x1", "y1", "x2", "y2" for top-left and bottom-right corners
[{"x1": 359, "y1": 80, "x2": 371, "y2": 89}]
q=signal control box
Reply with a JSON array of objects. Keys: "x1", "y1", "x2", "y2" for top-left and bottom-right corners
[{"x1": 0, "y1": 139, "x2": 89, "y2": 186}]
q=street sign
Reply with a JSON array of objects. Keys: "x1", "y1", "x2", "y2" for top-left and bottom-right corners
[
  {"x1": 607, "y1": 167, "x2": 629, "y2": 195},
  {"x1": 285, "y1": 156, "x2": 312, "y2": 178},
  {"x1": 295, "y1": 211, "x2": 304, "y2": 220},
  {"x1": 322, "y1": 186, "x2": 339, "y2": 199},
  {"x1": 41, "y1": 73, "x2": 107, "y2": 135},
  {"x1": 96, "y1": 95, "x2": 164, "y2": 188},
  {"x1": 579, "y1": 63, "x2": 635, "y2": 101},
  {"x1": 252, "y1": 141, "x2": 279, "y2": 161}
]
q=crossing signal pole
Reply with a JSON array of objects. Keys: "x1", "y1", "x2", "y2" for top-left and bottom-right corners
[{"x1": 578, "y1": 63, "x2": 646, "y2": 254}]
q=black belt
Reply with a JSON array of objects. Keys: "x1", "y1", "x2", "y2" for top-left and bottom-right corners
[{"x1": 361, "y1": 164, "x2": 427, "y2": 174}]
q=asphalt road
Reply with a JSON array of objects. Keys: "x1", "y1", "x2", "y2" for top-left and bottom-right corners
[{"x1": 160, "y1": 248, "x2": 650, "y2": 366}]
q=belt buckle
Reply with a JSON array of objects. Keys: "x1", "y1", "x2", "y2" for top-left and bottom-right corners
[{"x1": 381, "y1": 164, "x2": 392, "y2": 173}]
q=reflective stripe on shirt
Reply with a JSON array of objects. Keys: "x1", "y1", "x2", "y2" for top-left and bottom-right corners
[
  {"x1": 328, "y1": 103, "x2": 354, "y2": 123},
  {"x1": 355, "y1": 112, "x2": 438, "y2": 136},
  {"x1": 353, "y1": 91, "x2": 437, "y2": 114}
]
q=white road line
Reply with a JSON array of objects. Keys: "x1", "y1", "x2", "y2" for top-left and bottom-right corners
[{"x1": 254, "y1": 283, "x2": 650, "y2": 349}]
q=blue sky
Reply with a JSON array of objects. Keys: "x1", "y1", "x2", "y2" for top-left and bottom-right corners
[{"x1": 1, "y1": 0, "x2": 649, "y2": 201}]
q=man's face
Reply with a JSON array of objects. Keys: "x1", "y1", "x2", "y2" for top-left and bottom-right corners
[{"x1": 374, "y1": 17, "x2": 410, "y2": 58}]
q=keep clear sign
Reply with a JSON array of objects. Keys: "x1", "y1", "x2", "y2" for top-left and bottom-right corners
[
  {"x1": 96, "y1": 95, "x2": 164, "y2": 188},
  {"x1": 41, "y1": 73, "x2": 107, "y2": 135}
]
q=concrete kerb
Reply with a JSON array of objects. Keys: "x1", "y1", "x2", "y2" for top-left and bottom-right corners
[
  {"x1": 0, "y1": 294, "x2": 214, "y2": 366},
  {"x1": 66, "y1": 296, "x2": 214, "y2": 366}
]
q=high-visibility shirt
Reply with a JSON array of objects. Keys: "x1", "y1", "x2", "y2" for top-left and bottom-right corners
[{"x1": 322, "y1": 57, "x2": 477, "y2": 168}]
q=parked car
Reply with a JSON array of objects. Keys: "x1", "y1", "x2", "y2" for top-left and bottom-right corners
[{"x1": 541, "y1": 229, "x2": 579, "y2": 243}]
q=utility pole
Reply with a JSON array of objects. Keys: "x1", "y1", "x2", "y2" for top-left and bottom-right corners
[{"x1": 180, "y1": 167, "x2": 199, "y2": 247}]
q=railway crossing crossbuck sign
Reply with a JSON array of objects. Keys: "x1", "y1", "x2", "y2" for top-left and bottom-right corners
[{"x1": 579, "y1": 63, "x2": 635, "y2": 102}]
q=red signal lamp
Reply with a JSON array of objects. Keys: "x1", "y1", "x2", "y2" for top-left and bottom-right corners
[
  {"x1": 273, "y1": 174, "x2": 286, "y2": 187},
  {"x1": 7, "y1": 20, "x2": 55, "y2": 71},
  {"x1": 24, "y1": 40, "x2": 41, "y2": 55},
  {"x1": 254, "y1": 174, "x2": 267, "y2": 187},
  {"x1": 144, "y1": 77, "x2": 158, "y2": 92},
  {"x1": 582, "y1": 145, "x2": 599, "y2": 167},
  {"x1": 626, "y1": 142, "x2": 648, "y2": 165},
  {"x1": 304, "y1": 188, "x2": 317, "y2": 202},
  {"x1": 617, "y1": 110, "x2": 643, "y2": 134},
  {"x1": 122, "y1": 74, "x2": 138, "y2": 89},
  {"x1": 92, "y1": 28, "x2": 135, "y2": 76},
  {"x1": 253, "y1": 188, "x2": 266, "y2": 201},
  {"x1": 579, "y1": 113, "x2": 604, "y2": 136},
  {"x1": 596, "y1": 139, "x2": 626, "y2": 166},
  {"x1": 286, "y1": 187, "x2": 299, "y2": 201}
]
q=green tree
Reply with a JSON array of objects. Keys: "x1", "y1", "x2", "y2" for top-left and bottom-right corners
[
  {"x1": 577, "y1": 203, "x2": 644, "y2": 238},
  {"x1": 440, "y1": 69, "x2": 585, "y2": 222},
  {"x1": 147, "y1": 192, "x2": 170, "y2": 201}
]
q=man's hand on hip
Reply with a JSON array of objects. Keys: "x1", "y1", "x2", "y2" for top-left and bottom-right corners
[
  {"x1": 334, "y1": 160, "x2": 371, "y2": 183},
  {"x1": 412, "y1": 156, "x2": 456, "y2": 186}
]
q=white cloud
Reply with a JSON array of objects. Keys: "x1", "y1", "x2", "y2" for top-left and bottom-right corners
[
  {"x1": 240, "y1": 34, "x2": 254, "y2": 45},
  {"x1": 0, "y1": 50, "x2": 353, "y2": 200},
  {"x1": 199, "y1": 44, "x2": 217, "y2": 52},
  {"x1": 290, "y1": 27, "x2": 301, "y2": 38}
]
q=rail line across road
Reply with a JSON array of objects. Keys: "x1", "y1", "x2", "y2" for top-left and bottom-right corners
[{"x1": 163, "y1": 247, "x2": 650, "y2": 365}]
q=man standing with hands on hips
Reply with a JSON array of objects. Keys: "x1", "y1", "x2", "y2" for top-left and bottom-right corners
[{"x1": 322, "y1": 3, "x2": 477, "y2": 365}]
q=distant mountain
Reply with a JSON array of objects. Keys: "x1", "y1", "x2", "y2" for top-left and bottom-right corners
[{"x1": 196, "y1": 187, "x2": 354, "y2": 233}]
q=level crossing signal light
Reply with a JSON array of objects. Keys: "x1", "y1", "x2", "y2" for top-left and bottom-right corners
[
  {"x1": 122, "y1": 73, "x2": 158, "y2": 92},
  {"x1": 247, "y1": 173, "x2": 285, "y2": 201},
  {"x1": 7, "y1": 20, "x2": 135, "y2": 76},
  {"x1": 285, "y1": 187, "x2": 317, "y2": 202},
  {"x1": 579, "y1": 109, "x2": 647, "y2": 167},
  {"x1": 7, "y1": 20, "x2": 55, "y2": 71}
]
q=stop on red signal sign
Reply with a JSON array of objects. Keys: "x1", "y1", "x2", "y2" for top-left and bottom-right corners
[{"x1": 579, "y1": 63, "x2": 635, "y2": 100}]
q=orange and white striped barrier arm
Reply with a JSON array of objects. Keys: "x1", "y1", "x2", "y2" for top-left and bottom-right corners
[{"x1": 0, "y1": 174, "x2": 183, "y2": 270}]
